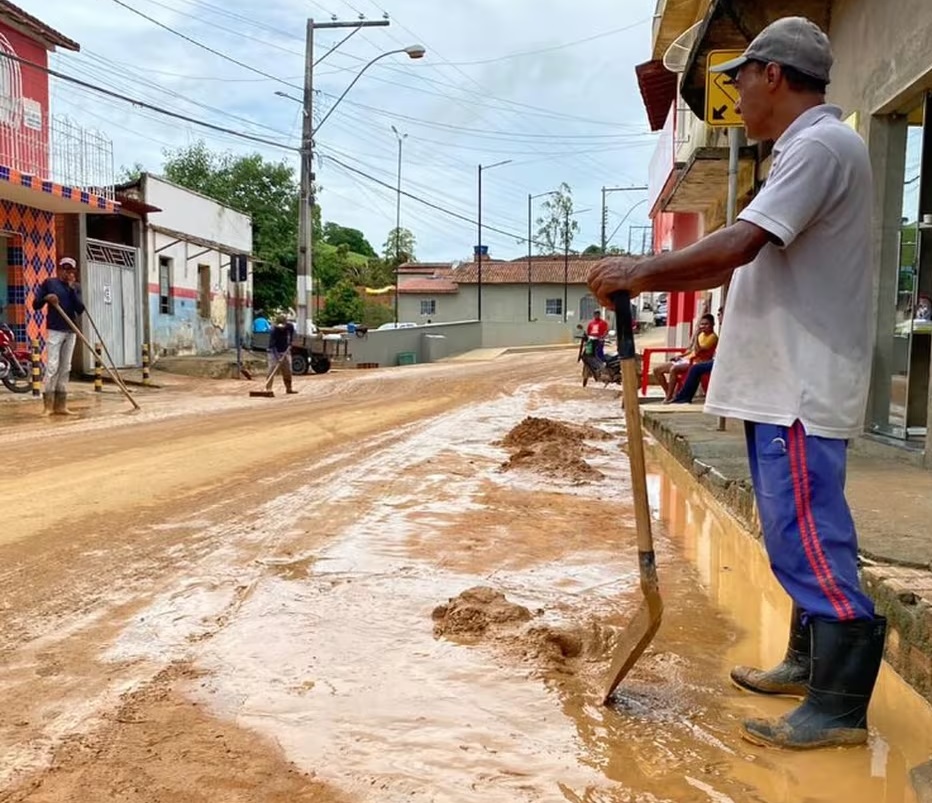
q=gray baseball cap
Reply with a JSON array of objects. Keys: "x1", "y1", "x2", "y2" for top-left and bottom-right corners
[{"x1": 710, "y1": 16, "x2": 833, "y2": 83}]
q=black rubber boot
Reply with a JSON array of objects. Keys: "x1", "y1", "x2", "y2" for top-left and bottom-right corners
[
  {"x1": 731, "y1": 604, "x2": 810, "y2": 698},
  {"x1": 742, "y1": 616, "x2": 887, "y2": 749}
]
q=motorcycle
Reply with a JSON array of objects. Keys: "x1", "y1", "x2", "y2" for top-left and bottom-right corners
[
  {"x1": 578, "y1": 334, "x2": 621, "y2": 388},
  {"x1": 0, "y1": 322, "x2": 40, "y2": 393}
]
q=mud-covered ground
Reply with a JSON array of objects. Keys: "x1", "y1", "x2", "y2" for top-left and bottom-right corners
[{"x1": 1, "y1": 354, "x2": 930, "y2": 802}]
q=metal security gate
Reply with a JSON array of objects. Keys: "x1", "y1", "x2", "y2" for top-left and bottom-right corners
[{"x1": 82, "y1": 239, "x2": 140, "y2": 372}]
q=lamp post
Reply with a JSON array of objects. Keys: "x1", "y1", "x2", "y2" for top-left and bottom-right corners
[
  {"x1": 527, "y1": 190, "x2": 558, "y2": 323},
  {"x1": 476, "y1": 159, "x2": 512, "y2": 320},
  {"x1": 391, "y1": 125, "x2": 407, "y2": 325},
  {"x1": 562, "y1": 207, "x2": 591, "y2": 323},
  {"x1": 285, "y1": 22, "x2": 425, "y2": 336},
  {"x1": 600, "y1": 185, "x2": 648, "y2": 253}
]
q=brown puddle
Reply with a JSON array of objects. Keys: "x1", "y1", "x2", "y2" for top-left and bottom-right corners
[
  {"x1": 647, "y1": 447, "x2": 932, "y2": 803},
  {"x1": 7, "y1": 396, "x2": 930, "y2": 803}
]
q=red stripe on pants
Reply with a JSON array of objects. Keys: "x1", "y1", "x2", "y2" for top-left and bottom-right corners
[{"x1": 787, "y1": 423, "x2": 855, "y2": 620}]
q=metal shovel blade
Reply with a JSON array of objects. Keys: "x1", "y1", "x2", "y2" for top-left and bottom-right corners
[
  {"x1": 603, "y1": 571, "x2": 663, "y2": 703},
  {"x1": 602, "y1": 290, "x2": 664, "y2": 704}
]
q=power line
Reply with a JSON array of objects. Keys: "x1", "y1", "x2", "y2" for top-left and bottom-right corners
[
  {"x1": 109, "y1": 0, "x2": 303, "y2": 91},
  {"x1": 6, "y1": 51, "x2": 296, "y2": 152},
  {"x1": 325, "y1": 154, "x2": 551, "y2": 249},
  {"x1": 425, "y1": 18, "x2": 650, "y2": 67}
]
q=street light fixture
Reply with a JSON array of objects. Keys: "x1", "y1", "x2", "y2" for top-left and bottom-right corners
[
  {"x1": 527, "y1": 190, "x2": 559, "y2": 323},
  {"x1": 476, "y1": 159, "x2": 512, "y2": 321},
  {"x1": 563, "y1": 206, "x2": 591, "y2": 323},
  {"x1": 281, "y1": 22, "x2": 426, "y2": 336},
  {"x1": 391, "y1": 124, "x2": 408, "y2": 325}
]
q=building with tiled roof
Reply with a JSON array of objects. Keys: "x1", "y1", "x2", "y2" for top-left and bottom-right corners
[{"x1": 396, "y1": 254, "x2": 603, "y2": 325}]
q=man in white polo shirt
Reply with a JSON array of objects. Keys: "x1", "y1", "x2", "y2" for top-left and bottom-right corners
[{"x1": 588, "y1": 17, "x2": 886, "y2": 750}]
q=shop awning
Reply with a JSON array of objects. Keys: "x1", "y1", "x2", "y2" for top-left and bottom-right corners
[
  {"x1": 679, "y1": 0, "x2": 831, "y2": 119},
  {"x1": 0, "y1": 165, "x2": 118, "y2": 214}
]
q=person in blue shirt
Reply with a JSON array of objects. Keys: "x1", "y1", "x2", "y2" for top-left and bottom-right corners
[
  {"x1": 253, "y1": 311, "x2": 271, "y2": 333},
  {"x1": 33, "y1": 256, "x2": 84, "y2": 416}
]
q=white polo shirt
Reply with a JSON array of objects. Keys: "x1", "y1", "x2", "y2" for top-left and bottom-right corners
[{"x1": 704, "y1": 105, "x2": 873, "y2": 440}]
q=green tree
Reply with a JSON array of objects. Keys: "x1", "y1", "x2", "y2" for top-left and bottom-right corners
[
  {"x1": 160, "y1": 141, "x2": 319, "y2": 312},
  {"x1": 117, "y1": 162, "x2": 145, "y2": 184},
  {"x1": 361, "y1": 300, "x2": 394, "y2": 329},
  {"x1": 322, "y1": 222, "x2": 377, "y2": 258},
  {"x1": 383, "y1": 227, "x2": 416, "y2": 266},
  {"x1": 583, "y1": 243, "x2": 627, "y2": 256},
  {"x1": 318, "y1": 279, "x2": 364, "y2": 326},
  {"x1": 535, "y1": 182, "x2": 578, "y2": 254}
]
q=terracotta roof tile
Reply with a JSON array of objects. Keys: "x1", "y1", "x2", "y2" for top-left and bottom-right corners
[
  {"x1": 398, "y1": 277, "x2": 459, "y2": 295},
  {"x1": 449, "y1": 257, "x2": 600, "y2": 285}
]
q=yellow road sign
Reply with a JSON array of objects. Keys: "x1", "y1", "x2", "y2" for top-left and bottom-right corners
[{"x1": 705, "y1": 50, "x2": 744, "y2": 127}]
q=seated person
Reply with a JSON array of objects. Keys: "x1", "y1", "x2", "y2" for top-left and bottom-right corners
[
  {"x1": 653, "y1": 313, "x2": 718, "y2": 403},
  {"x1": 672, "y1": 306, "x2": 724, "y2": 404},
  {"x1": 585, "y1": 310, "x2": 610, "y2": 361}
]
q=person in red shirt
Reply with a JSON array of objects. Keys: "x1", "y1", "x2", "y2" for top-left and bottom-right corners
[{"x1": 585, "y1": 310, "x2": 609, "y2": 361}]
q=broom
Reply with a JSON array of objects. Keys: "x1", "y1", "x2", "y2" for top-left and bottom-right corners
[{"x1": 249, "y1": 352, "x2": 287, "y2": 398}]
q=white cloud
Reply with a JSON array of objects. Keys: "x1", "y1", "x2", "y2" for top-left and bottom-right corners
[{"x1": 31, "y1": 0, "x2": 659, "y2": 260}]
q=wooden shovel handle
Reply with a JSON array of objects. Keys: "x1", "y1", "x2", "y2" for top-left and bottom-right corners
[{"x1": 613, "y1": 292, "x2": 654, "y2": 556}]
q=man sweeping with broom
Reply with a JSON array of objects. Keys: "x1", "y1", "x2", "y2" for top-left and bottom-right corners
[
  {"x1": 588, "y1": 17, "x2": 886, "y2": 750},
  {"x1": 34, "y1": 256, "x2": 84, "y2": 416},
  {"x1": 267, "y1": 314, "x2": 298, "y2": 396}
]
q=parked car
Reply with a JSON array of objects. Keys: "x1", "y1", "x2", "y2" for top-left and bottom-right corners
[
  {"x1": 654, "y1": 300, "x2": 668, "y2": 327},
  {"x1": 376, "y1": 322, "x2": 418, "y2": 330}
]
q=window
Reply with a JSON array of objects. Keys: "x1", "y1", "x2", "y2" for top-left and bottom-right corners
[
  {"x1": 545, "y1": 298, "x2": 563, "y2": 316},
  {"x1": 197, "y1": 264, "x2": 211, "y2": 318},
  {"x1": 420, "y1": 299, "x2": 436, "y2": 316},
  {"x1": 158, "y1": 256, "x2": 173, "y2": 315},
  {"x1": 579, "y1": 294, "x2": 598, "y2": 322}
]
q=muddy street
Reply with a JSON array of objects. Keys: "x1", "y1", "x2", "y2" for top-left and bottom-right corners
[{"x1": 1, "y1": 354, "x2": 931, "y2": 803}]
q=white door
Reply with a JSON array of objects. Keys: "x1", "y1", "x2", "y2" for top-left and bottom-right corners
[{"x1": 83, "y1": 240, "x2": 140, "y2": 371}]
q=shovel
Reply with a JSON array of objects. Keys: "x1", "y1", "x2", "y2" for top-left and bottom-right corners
[{"x1": 603, "y1": 291, "x2": 663, "y2": 704}]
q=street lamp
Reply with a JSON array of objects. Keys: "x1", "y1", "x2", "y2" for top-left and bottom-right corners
[
  {"x1": 563, "y1": 207, "x2": 591, "y2": 323},
  {"x1": 527, "y1": 190, "x2": 559, "y2": 323},
  {"x1": 282, "y1": 24, "x2": 425, "y2": 336},
  {"x1": 391, "y1": 124, "x2": 407, "y2": 324},
  {"x1": 476, "y1": 159, "x2": 512, "y2": 321}
]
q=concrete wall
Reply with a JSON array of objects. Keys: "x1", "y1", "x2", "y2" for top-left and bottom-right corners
[
  {"x1": 348, "y1": 320, "x2": 575, "y2": 367},
  {"x1": 828, "y1": 0, "x2": 932, "y2": 454},
  {"x1": 398, "y1": 283, "x2": 598, "y2": 326},
  {"x1": 828, "y1": 0, "x2": 932, "y2": 117},
  {"x1": 142, "y1": 175, "x2": 253, "y2": 356}
]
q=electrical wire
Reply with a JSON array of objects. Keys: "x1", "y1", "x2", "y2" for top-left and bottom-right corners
[
  {"x1": 109, "y1": 0, "x2": 303, "y2": 91},
  {"x1": 7, "y1": 51, "x2": 296, "y2": 151}
]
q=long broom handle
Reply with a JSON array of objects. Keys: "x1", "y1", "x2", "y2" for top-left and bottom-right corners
[
  {"x1": 49, "y1": 301, "x2": 141, "y2": 411},
  {"x1": 81, "y1": 307, "x2": 133, "y2": 397}
]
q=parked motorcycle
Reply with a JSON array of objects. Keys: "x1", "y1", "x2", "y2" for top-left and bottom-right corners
[
  {"x1": 0, "y1": 322, "x2": 40, "y2": 393},
  {"x1": 578, "y1": 335, "x2": 621, "y2": 388}
]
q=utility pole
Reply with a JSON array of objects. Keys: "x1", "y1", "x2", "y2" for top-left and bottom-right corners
[
  {"x1": 527, "y1": 193, "x2": 532, "y2": 323},
  {"x1": 296, "y1": 19, "x2": 314, "y2": 336},
  {"x1": 563, "y1": 207, "x2": 569, "y2": 323},
  {"x1": 600, "y1": 185, "x2": 648, "y2": 253},
  {"x1": 295, "y1": 17, "x2": 393, "y2": 337},
  {"x1": 392, "y1": 125, "x2": 407, "y2": 324},
  {"x1": 476, "y1": 159, "x2": 511, "y2": 321}
]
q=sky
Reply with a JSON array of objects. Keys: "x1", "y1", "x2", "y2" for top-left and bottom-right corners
[{"x1": 31, "y1": 0, "x2": 659, "y2": 262}]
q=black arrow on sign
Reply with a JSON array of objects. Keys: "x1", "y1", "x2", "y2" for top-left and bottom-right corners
[{"x1": 712, "y1": 105, "x2": 728, "y2": 120}]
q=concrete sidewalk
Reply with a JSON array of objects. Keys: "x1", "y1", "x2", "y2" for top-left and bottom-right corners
[{"x1": 644, "y1": 409, "x2": 932, "y2": 704}]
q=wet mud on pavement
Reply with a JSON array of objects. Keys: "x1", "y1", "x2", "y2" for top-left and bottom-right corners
[{"x1": 1, "y1": 357, "x2": 931, "y2": 802}]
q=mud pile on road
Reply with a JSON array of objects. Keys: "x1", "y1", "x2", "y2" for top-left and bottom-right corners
[
  {"x1": 497, "y1": 416, "x2": 611, "y2": 484},
  {"x1": 433, "y1": 586, "x2": 614, "y2": 670}
]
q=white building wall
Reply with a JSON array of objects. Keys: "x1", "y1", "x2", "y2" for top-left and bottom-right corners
[{"x1": 141, "y1": 175, "x2": 253, "y2": 356}]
